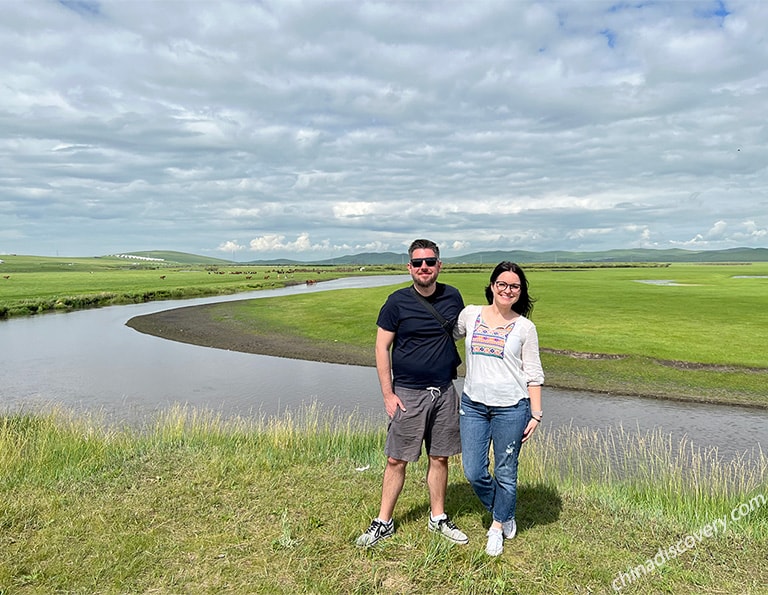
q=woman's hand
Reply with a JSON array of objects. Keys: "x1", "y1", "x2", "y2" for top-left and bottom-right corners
[{"x1": 521, "y1": 418, "x2": 540, "y2": 443}]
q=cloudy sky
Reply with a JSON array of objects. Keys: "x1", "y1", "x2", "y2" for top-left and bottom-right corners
[{"x1": 2, "y1": 0, "x2": 766, "y2": 260}]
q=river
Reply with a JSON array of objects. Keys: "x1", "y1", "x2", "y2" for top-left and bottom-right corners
[{"x1": 1, "y1": 275, "x2": 766, "y2": 462}]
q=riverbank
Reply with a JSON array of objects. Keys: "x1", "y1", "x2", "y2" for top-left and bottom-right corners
[
  {"x1": 127, "y1": 300, "x2": 768, "y2": 409},
  {"x1": 127, "y1": 301, "x2": 372, "y2": 366}
]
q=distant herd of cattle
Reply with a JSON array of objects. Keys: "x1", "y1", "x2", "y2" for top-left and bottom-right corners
[{"x1": 1, "y1": 269, "x2": 323, "y2": 284}]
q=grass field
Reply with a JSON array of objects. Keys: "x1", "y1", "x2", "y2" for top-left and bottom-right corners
[
  {"x1": 210, "y1": 262, "x2": 768, "y2": 407},
  {"x1": 1, "y1": 405, "x2": 766, "y2": 595},
  {"x1": 2, "y1": 258, "x2": 767, "y2": 593},
  {"x1": 0, "y1": 254, "x2": 367, "y2": 318},
  {"x1": 3, "y1": 256, "x2": 766, "y2": 407}
]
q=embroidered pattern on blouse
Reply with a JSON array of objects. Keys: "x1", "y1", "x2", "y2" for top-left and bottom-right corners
[{"x1": 470, "y1": 313, "x2": 515, "y2": 359}]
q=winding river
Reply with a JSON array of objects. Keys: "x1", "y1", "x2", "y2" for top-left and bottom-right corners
[{"x1": 2, "y1": 275, "x2": 766, "y2": 462}]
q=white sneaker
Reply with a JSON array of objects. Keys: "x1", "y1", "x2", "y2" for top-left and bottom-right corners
[
  {"x1": 485, "y1": 528, "x2": 504, "y2": 556},
  {"x1": 428, "y1": 515, "x2": 469, "y2": 544},
  {"x1": 502, "y1": 518, "x2": 517, "y2": 539},
  {"x1": 355, "y1": 519, "x2": 395, "y2": 547}
]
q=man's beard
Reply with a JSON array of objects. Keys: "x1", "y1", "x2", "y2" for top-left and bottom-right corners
[{"x1": 412, "y1": 272, "x2": 437, "y2": 288}]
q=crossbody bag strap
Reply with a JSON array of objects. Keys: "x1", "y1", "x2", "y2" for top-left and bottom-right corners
[
  {"x1": 410, "y1": 286, "x2": 462, "y2": 377},
  {"x1": 410, "y1": 285, "x2": 453, "y2": 334}
]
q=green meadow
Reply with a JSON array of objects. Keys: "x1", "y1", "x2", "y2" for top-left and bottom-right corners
[
  {"x1": 211, "y1": 262, "x2": 768, "y2": 408},
  {"x1": 1, "y1": 405, "x2": 765, "y2": 594},
  {"x1": 2, "y1": 257, "x2": 767, "y2": 593},
  {"x1": 2, "y1": 256, "x2": 766, "y2": 405},
  {"x1": 0, "y1": 253, "x2": 362, "y2": 318}
]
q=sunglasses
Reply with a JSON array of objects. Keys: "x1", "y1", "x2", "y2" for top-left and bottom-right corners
[{"x1": 409, "y1": 257, "x2": 438, "y2": 268}]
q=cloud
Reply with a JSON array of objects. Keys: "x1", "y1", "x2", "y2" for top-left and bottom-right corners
[
  {"x1": 1, "y1": 0, "x2": 766, "y2": 258},
  {"x1": 217, "y1": 240, "x2": 246, "y2": 254},
  {"x1": 248, "y1": 233, "x2": 330, "y2": 253}
]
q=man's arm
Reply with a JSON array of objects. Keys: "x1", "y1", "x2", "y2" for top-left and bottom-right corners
[{"x1": 375, "y1": 327, "x2": 405, "y2": 417}]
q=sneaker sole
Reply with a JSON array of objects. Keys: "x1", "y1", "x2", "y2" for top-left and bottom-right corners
[
  {"x1": 429, "y1": 528, "x2": 469, "y2": 544},
  {"x1": 356, "y1": 525, "x2": 394, "y2": 548},
  {"x1": 356, "y1": 535, "x2": 392, "y2": 548},
  {"x1": 441, "y1": 536, "x2": 469, "y2": 544}
]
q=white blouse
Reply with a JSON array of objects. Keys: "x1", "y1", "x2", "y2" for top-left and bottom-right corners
[{"x1": 455, "y1": 304, "x2": 544, "y2": 407}]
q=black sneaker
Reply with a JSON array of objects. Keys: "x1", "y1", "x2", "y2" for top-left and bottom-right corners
[
  {"x1": 356, "y1": 519, "x2": 395, "y2": 547},
  {"x1": 428, "y1": 515, "x2": 469, "y2": 544}
]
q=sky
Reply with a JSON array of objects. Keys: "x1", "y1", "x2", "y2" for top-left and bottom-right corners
[{"x1": 2, "y1": 0, "x2": 767, "y2": 261}]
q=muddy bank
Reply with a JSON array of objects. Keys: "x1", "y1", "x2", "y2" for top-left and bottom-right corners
[
  {"x1": 128, "y1": 301, "x2": 767, "y2": 412},
  {"x1": 126, "y1": 302, "x2": 375, "y2": 367},
  {"x1": 128, "y1": 301, "x2": 768, "y2": 376}
]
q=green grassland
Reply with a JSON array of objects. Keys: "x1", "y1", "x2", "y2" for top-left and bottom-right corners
[
  {"x1": 211, "y1": 262, "x2": 768, "y2": 408},
  {"x1": 0, "y1": 253, "x2": 365, "y2": 318},
  {"x1": 2, "y1": 256, "x2": 767, "y2": 406},
  {"x1": 1, "y1": 406, "x2": 765, "y2": 594},
  {"x1": 2, "y1": 259, "x2": 767, "y2": 594}
]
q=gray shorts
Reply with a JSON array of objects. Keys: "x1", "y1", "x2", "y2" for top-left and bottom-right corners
[{"x1": 384, "y1": 383, "x2": 462, "y2": 462}]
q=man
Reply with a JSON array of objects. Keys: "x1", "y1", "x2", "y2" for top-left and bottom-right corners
[{"x1": 356, "y1": 238, "x2": 467, "y2": 547}]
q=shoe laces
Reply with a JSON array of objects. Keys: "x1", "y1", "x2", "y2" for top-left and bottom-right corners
[
  {"x1": 439, "y1": 517, "x2": 458, "y2": 530},
  {"x1": 370, "y1": 519, "x2": 391, "y2": 533}
]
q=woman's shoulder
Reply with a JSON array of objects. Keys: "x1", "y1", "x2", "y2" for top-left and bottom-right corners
[
  {"x1": 515, "y1": 315, "x2": 537, "y2": 330},
  {"x1": 460, "y1": 304, "x2": 484, "y2": 317}
]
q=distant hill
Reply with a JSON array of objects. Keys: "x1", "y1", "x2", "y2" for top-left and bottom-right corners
[
  {"x1": 116, "y1": 247, "x2": 768, "y2": 265},
  {"x1": 245, "y1": 247, "x2": 768, "y2": 265},
  {"x1": 443, "y1": 247, "x2": 768, "y2": 264}
]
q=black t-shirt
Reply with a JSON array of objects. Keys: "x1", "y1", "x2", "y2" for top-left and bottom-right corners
[{"x1": 376, "y1": 283, "x2": 464, "y2": 389}]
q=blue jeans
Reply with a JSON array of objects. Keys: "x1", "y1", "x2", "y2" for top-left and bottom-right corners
[{"x1": 459, "y1": 393, "x2": 530, "y2": 523}]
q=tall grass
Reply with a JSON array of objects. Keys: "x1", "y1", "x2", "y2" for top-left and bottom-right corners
[
  {"x1": 0, "y1": 410, "x2": 131, "y2": 488},
  {"x1": 145, "y1": 403, "x2": 386, "y2": 470},
  {"x1": 2, "y1": 405, "x2": 766, "y2": 594},
  {"x1": 522, "y1": 423, "x2": 767, "y2": 527}
]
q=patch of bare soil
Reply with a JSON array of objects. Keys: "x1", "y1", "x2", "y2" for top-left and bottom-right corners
[
  {"x1": 541, "y1": 348, "x2": 626, "y2": 360},
  {"x1": 126, "y1": 302, "x2": 374, "y2": 367},
  {"x1": 540, "y1": 348, "x2": 767, "y2": 373}
]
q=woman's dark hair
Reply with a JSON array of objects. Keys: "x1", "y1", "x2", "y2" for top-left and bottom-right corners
[{"x1": 484, "y1": 261, "x2": 535, "y2": 317}]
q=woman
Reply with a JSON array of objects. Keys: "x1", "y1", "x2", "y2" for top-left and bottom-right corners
[{"x1": 454, "y1": 261, "x2": 544, "y2": 556}]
